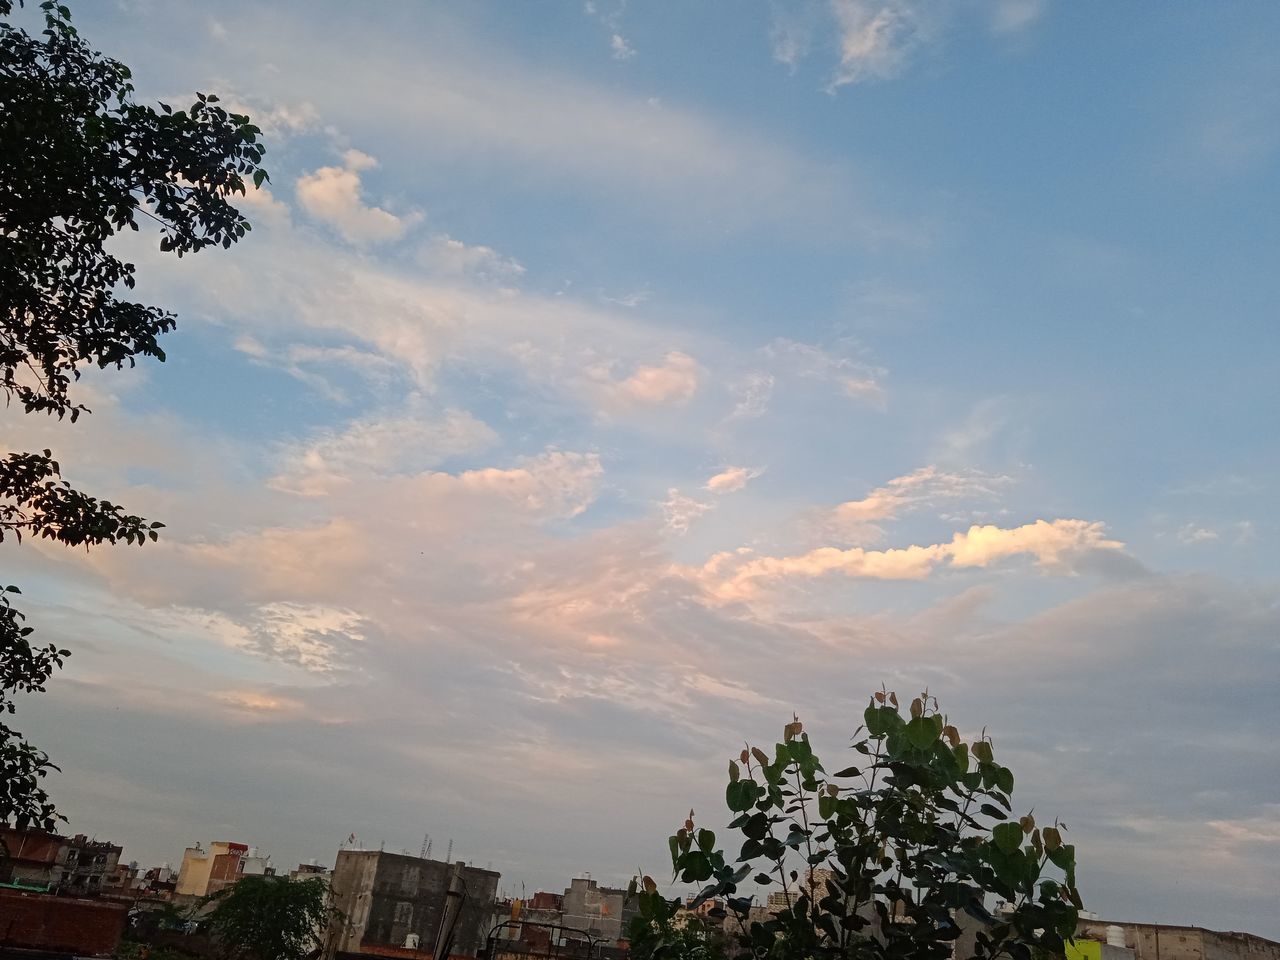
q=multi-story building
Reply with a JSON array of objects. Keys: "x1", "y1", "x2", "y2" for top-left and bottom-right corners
[
  {"x1": 561, "y1": 877, "x2": 637, "y2": 945},
  {"x1": 0, "y1": 826, "x2": 122, "y2": 894},
  {"x1": 324, "y1": 850, "x2": 500, "y2": 959},
  {"x1": 175, "y1": 841, "x2": 270, "y2": 897}
]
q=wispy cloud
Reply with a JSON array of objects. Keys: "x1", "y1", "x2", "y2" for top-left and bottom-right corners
[
  {"x1": 762, "y1": 338, "x2": 887, "y2": 407},
  {"x1": 662, "y1": 488, "x2": 714, "y2": 535},
  {"x1": 828, "y1": 466, "x2": 1010, "y2": 543},
  {"x1": 828, "y1": 0, "x2": 932, "y2": 90}
]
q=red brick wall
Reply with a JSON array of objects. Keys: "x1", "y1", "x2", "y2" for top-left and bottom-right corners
[{"x1": 0, "y1": 889, "x2": 128, "y2": 956}]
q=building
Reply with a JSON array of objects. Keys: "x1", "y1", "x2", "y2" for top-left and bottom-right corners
[
  {"x1": 174, "y1": 841, "x2": 274, "y2": 897},
  {"x1": 324, "y1": 850, "x2": 500, "y2": 959},
  {"x1": 561, "y1": 877, "x2": 637, "y2": 945},
  {"x1": 0, "y1": 826, "x2": 122, "y2": 894},
  {"x1": 291, "y1": 861, "x2": 333, "y2": 883},
  {"x1": 1075, "y1": 919, "x2": 1280, "y2": 960}
]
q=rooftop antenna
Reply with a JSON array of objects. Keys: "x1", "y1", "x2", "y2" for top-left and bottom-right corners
[
  {"x1": 445, "y1": 839, "x2": 453, "y2": 864},
  {"x1": 420, "y1": 834, "x2": 432, "y2": 860}
]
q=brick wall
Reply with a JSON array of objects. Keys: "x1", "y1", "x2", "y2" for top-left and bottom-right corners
[{"x1": 0, "y1": 889, "x2": 128, "y2": 956}]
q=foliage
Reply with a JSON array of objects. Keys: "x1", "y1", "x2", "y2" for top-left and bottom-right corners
[
  {"x1": 0, "y1": 0, "x2": 267, "y2": 828},
  {"x1": 629, "y1": 892, "x2": 731, "y2": 960},
  {"x1": 632, "y1": 691, "x2": 1082, "y2": 960},
  {"x1": 0, "y1": 584, "x2": 65, "y2": 830},
  {"x1": 205, "y1": 876, "x2": 331, "y2": 960}
]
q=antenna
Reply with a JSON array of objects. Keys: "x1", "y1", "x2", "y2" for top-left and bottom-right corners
[
  {"x1": 420, "y1": 834, "x2": 432, "y2": 860},
  {"x1": 445, "y1": 839, "x2": 453, "y2": 864}
]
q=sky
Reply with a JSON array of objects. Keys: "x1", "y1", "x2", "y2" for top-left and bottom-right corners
[{"x1": 3, "y1": 0, "x2": 1279, "y2": 938}]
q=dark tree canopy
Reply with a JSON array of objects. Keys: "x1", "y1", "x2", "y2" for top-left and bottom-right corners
[
  {"x1": 206, "y1": 876, "x2": 332, "y2": 960},
  {"x1": 0, "y1": 0, "x2": 267, "y2": 829},
  {"x1": 1, "y1": 0, "x2": 265, "y2": 420}
]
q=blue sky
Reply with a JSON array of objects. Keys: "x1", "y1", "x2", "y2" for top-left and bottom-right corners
[{"x1": 5, "y1": 0, "x2": 1279, "y2": 938}]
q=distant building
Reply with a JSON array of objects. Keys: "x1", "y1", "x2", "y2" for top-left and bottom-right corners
[
  {"x1": 175, "y1": 841, "x2": 271, "y2": 897},
  {"x1": 1074, "y1": 918, "x2": 1280, "y2": 960},
  {"x1": 0, "y1": 826, "x2": 122, "y2": 894},
  {"x1": 561, "y1": 877, "x2": 637, "y2": 945},
  {"x1": 324, "y1": 850, "x2": 500, "y2": 959},
  {"x1": 291, "y1": 861, "x2": 333, "y2": 883}
]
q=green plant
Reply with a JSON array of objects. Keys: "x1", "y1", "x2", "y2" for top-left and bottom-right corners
[{"x1": 634, "y1": 691, "x2": 1081, "y2": 960}]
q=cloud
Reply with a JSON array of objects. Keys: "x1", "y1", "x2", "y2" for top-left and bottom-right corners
[
  {"x1": 220, "y1": 8, "x2": 867, "y2": 233},
  {"x1": 989, "y1": 0, "x2": 1047, "y2": 35},
  {"x1": 610, "y1": 34, "x2": 635, "y2": 60},
  {"x1": 692, "y1": 518, "x2": 1125, "y2": 602},
  {"x1": 270, "y1": 408, "x2": 499, "y2": 496},
  {"x1": 296, "y1": 149, "x2": 421, "y2": 243},
  {"x1": 777, "y1": 1, "x2": 1043, "y2": 92},
  {"x1": 214, "y1": 93, "x2": 320, "y2": 141},
  {"x1": 662, "y1": 488, "x2": 714, "y2": 535},
  {"x1": 829, "y1": 466, "x2": 1009, "y2": 543},
  {"x1": 771, "y1": 2, "x2": 818, "y2": 68},
  {"x1": 729, "y1": 372, "x2": 775, "y2": 419},
  {"x1": 828, "y1": 0, "x2": 932, "y2": 90},
  {"x1": 1178, "y1": 523, "x2": 1219, "y2": 545},
  {"x1": 705, "y1": 466, "x2": 763, "y2": 495},
  {"x1": 456, "y1": 451, "x2": 604, "y2": 519},
  {"x1": 762, "y1": 338, "x2": 887, "y2": 407},
  {"x1": 417, "y1": 235, "x2": 525, "y2": 283},
  {"x1": 595, "y1": 351, "x2": 701, "y2": 408}
]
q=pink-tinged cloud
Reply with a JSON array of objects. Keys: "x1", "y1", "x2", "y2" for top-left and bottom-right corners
[
  {"x1": 705, "y1": 465, "x2": 763, "y2": 494},
  {"x1": 296, "y1": 149, "x2": 420, "y2": 243},
  {"x1": 691, "y1": 518, "x2": 1125, "y2": 602},
  {"x1": 599, "y1": 350, "x2": 701, "y2": 406}
]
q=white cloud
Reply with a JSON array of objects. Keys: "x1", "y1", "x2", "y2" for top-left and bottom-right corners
[
  {"x1": 763, "y1": 338, "x2": 887, "y2": 407},
  {"x1": 829, "y1": 466, "x2": 1009, "y2": 543},
  {"x1": 729, "y1": 372, "x2": 775, "y2": 419},
  {"x1": 417, "y1": 235, "x2": 525, "y2": 282},
  {"x1": 1178, "y1": 523, "x2": 1219, "y2": 545},
  {"x1": 213, "y1": 92, "x2": 320, "y2": 141},
  {"x1": 662, "y1": 488, "x2": 714, "y2": 535},
  {"x1": 705, "y1": 466, "x2": 763, "y2": 494},
  {"x1": 610, "y1": 34, "x2": 635, "y2": 60},
  {"x1": 990, "y1": 0, "x2": 1047, "y2": 35},
  {"x1": 270, "y1": 408, "x2": 499, "y2": 496},
  {"x1": 296, "y1": 149, "x2": 421, "y2": 244},
  {"x1": 828, "y1": 0, "x2": 931, "y2": 90},
  {"x1": 224, "y1": 10, "x2": 862, "y2": 231},
  {"x1": 771, "y1": 2, "x2": 818, "y2": 68}
]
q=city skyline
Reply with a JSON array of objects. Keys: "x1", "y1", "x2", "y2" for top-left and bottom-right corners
[{"x1": 3, "y1": 0, "x2": 1277, "y2": 940}]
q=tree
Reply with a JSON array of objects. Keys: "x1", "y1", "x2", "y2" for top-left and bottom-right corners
[
  {"x1": 630, "y1": 691, "x2": 1082, "y2": 960},
  {"x1": 205, "y1": 876, "x2": 331, "y2": 960},
  {"x1": 0, "y1": 0, "x2": 267, "y2": 829}
]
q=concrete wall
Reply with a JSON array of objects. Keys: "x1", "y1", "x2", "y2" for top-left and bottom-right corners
[{"x1": 325, "y1": 851, "x2": 500, "y2": 958}]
